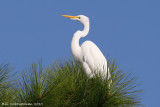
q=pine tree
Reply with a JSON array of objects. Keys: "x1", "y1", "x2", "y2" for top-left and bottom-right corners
[{"x1": 15, "y1": 59, "x2": 142, "y2": 107}]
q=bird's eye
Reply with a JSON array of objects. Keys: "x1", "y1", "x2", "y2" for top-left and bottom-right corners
[{"x1": 78, "y1": 17, "x2": 80, "y2": 19}]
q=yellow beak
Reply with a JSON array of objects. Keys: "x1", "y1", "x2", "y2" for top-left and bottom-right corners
[{"x1": 61, "y1": 15, "x2": 79, "y2": 19}]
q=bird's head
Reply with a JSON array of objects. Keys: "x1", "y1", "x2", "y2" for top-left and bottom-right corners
[{"x1": 61, "y1": 15, "x2": 89, "y2": 25}]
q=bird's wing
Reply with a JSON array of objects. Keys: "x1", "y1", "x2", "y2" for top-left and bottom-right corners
[{"x1": 81, "y1": 41, "x2": 107, "y2": 76}]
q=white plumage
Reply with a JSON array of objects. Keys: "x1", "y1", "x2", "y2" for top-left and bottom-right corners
[{"x1": 62, "y1": 15, "x2": 110, "y2": 79}]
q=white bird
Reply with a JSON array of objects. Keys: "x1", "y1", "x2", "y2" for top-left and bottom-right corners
[{"x1": 61, "y1": 15, "x2": 110, "y2": 80}]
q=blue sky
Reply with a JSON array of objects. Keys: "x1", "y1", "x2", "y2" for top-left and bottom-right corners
[{"x1": 0, "y1": 0, "x2": 160, "y2": 106}]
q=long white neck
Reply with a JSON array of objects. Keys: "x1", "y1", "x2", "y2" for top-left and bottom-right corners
[{"x1": 71, "y1": 21, "x2": 90, "y2": 62}]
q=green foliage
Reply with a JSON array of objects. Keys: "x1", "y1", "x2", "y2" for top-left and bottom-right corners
[
  {"x1": 16, "y1": 62, "x2": 44, "y2": 105},
  {"x1": 0, "y1": 64, "x2": 15, "y2": 104},
  {"x1": 15, "y1": 59, "x2": 142, "y2": 107}
]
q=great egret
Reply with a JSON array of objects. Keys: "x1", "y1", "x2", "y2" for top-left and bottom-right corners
[{"x1": 61, "y1": 15, "x2": 110, "y2": 80}]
